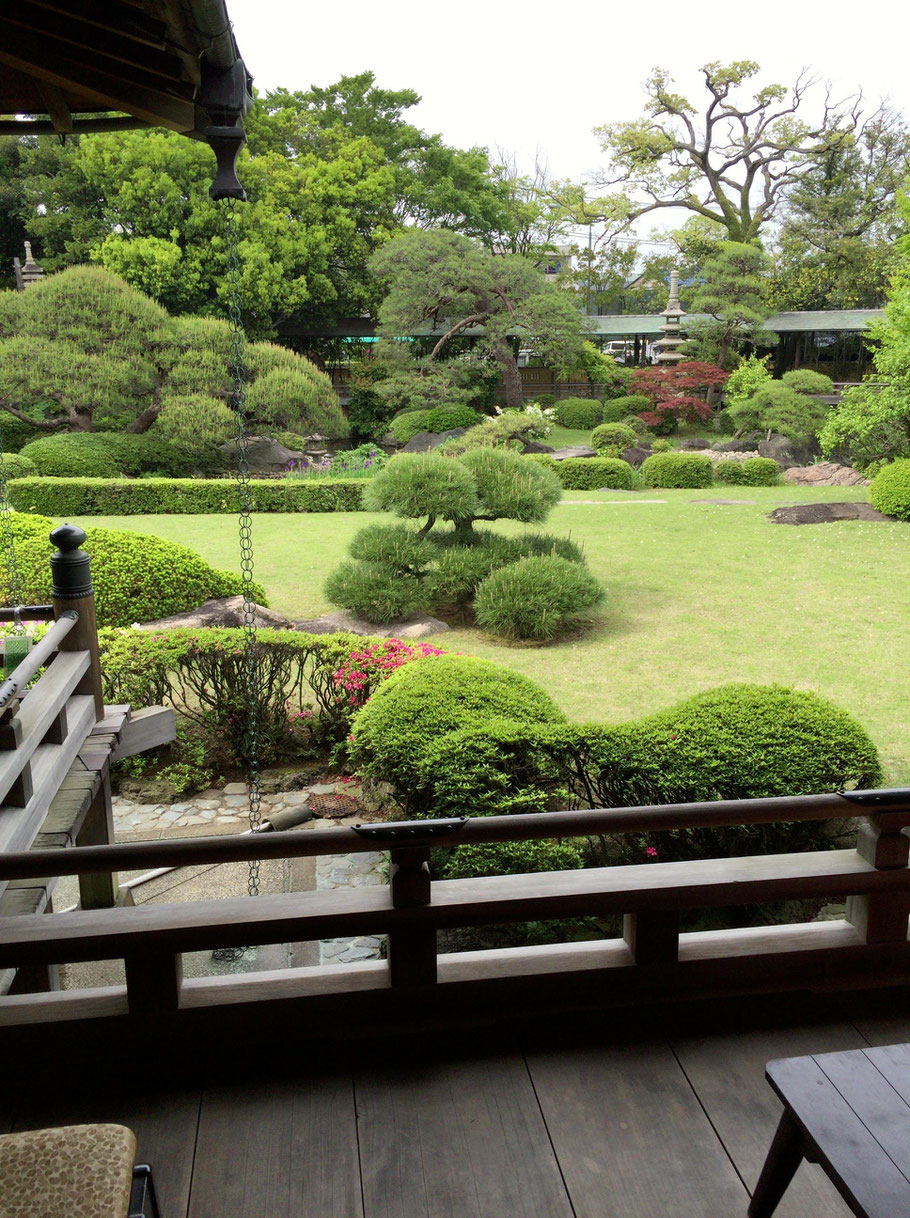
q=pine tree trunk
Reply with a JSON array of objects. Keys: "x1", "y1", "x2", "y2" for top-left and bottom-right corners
[{"x1": 499, "y1": 353, "x2": 523, "y2": 410}]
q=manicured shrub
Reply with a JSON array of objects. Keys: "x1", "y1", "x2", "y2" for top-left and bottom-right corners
[
  {"x1": 363, "y1": 452, "x2": 479, "y2": 521},
  {"x1": 591, "y1": 422, "x2": 639, "y2": 455},
  {"x1": 349, "y1": 656, "x2": 564, "y2": 811},
  {"x1": 439, "y1": 404, "x2": 554, "y2": 454},
  {"x1": 440, "y1": 839, "x2": 586, "y2": 880},
  {"x1": 621, "y1": 414, "x2": 649, "y2": 435},
  {"x1": 100, "y1": 627, "x2": 375, "y2": 770},
  {"x1": 618, "y1": 394, "x2": 653, "y2": 416},
  {"x1": 650, "y1": 438, "x2": 673, "y2": 453},
  {"x1": 0, "y1": 413, "x2": 40, "y2": 454},
  {"x1": 533, "y1": 393, "x2": 556, "y2": 407},
  {"x1": 640, "y1": 453, "x2": 713, "y2": 488},
  {"x1": 348, "y1": 523, "x2": 436, "y2": 573},
  {"x1": 474, "y1": 555, "x2": 605, "y2": 641},
  {"x1": 8, "y1": 477, "x2": 365, "y2": 515},
  {"x1": 601, "y1": 400, "x2": 634, "y2": 423},
  {"x1": 0, "y1": 453, "x2": 37, "y2": 479},
  {"x1": 331, "y1": 638, "x2": 447, "y2": 713},
  {"x1": 6, "y1": 523, "x2": 265, "y2": 627},
  {"x1": 20, "y1": 431, "x2": 197, "y2": 478},
  {"x1": 154, "y1": 394, "x2": 235, "y2": 449},
  {"x1": 715, "y1": 457, "x2": 780, "y2": 486},
  {"x1": 459, "y1": 445, "x2": 562, "y2": 524},
  {"x1": 554, "y1": 397, "x2": 603, "y2": 429},
  {"x1": 322, "y1": 561, "x2": 422, "y2": 624},
  {"x1": 552, "y1": 457, "x2": 634, "y2": 491},
  {"x1": 781, "y1": 369, "x2": 834, "y2": 395},
  {"x1": 424, "y1": 528, "x2": 585, "y2": 610},
  {"x1": 388, "y1": 406, "x2": 480, "y2": 444},
  {"x1": 870, "y1": 458, "x2": 910, "y2": 520}
]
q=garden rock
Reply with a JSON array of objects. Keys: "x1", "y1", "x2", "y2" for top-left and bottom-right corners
[
  {"x1": 401, "y1": 428, "x2": 466, "y2": 453},
  {"x1": 292, "y1": 609, "x2": 450, "y2": 639},
  {"x1": 138, "y1": 596, "x2": 292, "y2": 631},
  {"x1": 768, "y1": 502, "x2": 891, "y2": 525},
  {"x1": 622, "y1": 446, "x2": 653, "y2": 468},
  {"x1": 713, "y1": 439, "x2": 757, "y2": 452},
  {"x1": 219, "y1": 436, "x2": 303, "y2": 472},
  {"x1": 783, "y1": 462, "x2": 869, "y2": 487},
  {"x1": 758, "y1": 432, "x2": 817, "y2": 468},
  {"x1": 550, "y1": 445, "x2": 597, "y2": 460},
  {"x1": 680, "y1": 438, "x2": 713, "y2": 450},
  {"x1": 522, "y1": 440, "x2": 555, "y2": 453}
]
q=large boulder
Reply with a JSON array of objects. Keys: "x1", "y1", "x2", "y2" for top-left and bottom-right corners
[
  {"x1": 758, "y1": 432, "x2": 818, "y2": 468},
  {"x1": 550, "y1": 445, "x2": 597, "y2": 460},
  {"x1": 401, "y1": 429, "x2": 466, "y2": 453},
  {"x1": 522, "y1": 440, "x2": 555, "y2": 454},
  {"x1": 219, "y1": 436, "x2": 304, "y2": 472},
  {"x1": 621, "y1": 446, "x2": 653, "y2": 468},
  {"x1": 291, "y1": 610, "x2": 451, "y2": 639},
  {"x1": 138, "y1": 596, "x2": 292, "y2": 631},
  {"x1": 768, "y1": 503, "x2": 890, "y2": 525},
  {"x1": 783, "y1": 463, "x2": 870, "y2": 487}
]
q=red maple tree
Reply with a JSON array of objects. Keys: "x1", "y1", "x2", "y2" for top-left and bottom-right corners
[{"x1": 631, "y1": 362, "x2": 729, "y2": 429}]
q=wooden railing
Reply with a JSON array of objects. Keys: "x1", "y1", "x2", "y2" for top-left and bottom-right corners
[{"x1": 1, "y1": 789, "x2": 909, "y2": 1032}]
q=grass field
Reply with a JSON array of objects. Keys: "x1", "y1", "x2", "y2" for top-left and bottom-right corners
[{"x1": 87, "y1": 483, "x2": 910, "y2": 783}]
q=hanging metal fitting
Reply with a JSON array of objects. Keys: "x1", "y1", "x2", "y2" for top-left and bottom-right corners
[{"x1": 201, "y1": 59, "x2": 250, "y2": 201}]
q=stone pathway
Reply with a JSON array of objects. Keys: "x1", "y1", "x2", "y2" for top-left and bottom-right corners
[{"x1": 112, "y1": 778, "x2": 388, "y2": 966}]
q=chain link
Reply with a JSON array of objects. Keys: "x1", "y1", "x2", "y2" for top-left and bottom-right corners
[
  {"x1": 224, "y1": 197, "x2": 263, "y2": 899},
  {"x1": 0, "y1": 420, "x2": 24, "y2": 632}
]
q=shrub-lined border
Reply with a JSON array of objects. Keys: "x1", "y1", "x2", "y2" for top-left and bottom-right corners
[{"x1": 8, "y1": 477, "x2": 366, "y2": 515}]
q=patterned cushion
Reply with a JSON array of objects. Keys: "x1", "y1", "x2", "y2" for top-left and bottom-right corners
[{"x1": 0, "y1": 1123, "x2": 136, "y2": 1218}]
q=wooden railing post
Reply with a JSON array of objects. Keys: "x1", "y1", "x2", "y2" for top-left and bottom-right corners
[
  {"x1": 623, "y1": 912, "x2": 680, "y2": 965},
  {"x1": 846, "y1": 815, "x2": 910, "y2": 943},
  {"x1": 50, "y1": 524, "x2": 104, "y2": 722},
  {"x1": 388, "y1": 846, "x2": 436, "y2": 987},
  {"x1": 125, "y1": 951, "x2": 182, "y2": 1015}
]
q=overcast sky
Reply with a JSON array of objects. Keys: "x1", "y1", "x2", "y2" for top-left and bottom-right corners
[{"x1": 228, "y1": 0, "x2": 909, "y2": 187}]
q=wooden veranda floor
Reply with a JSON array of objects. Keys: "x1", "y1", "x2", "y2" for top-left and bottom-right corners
[{"x1": 6, "y1": 993, "x2": 910, "y2": 1218}]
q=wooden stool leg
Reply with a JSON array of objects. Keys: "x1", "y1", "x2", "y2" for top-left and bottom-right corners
[{"x1": 749, "y1": 1108, "x2": 805, "y2": 1218}]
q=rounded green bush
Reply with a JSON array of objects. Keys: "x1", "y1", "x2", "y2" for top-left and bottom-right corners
[
  {"x1": 0, "y1": 453, "x2": 37, "y2": 479},
  {"x1": 474, "y1": 555, "x2": 605, "y2": 641},
  {"x1": 363, "y1": 452, "x2": 480, "y2": 521},
  {"x1": 424, "y1": 528, "x2": 586, "y2": 609},
  {"x1": 322, "y1": 560, "x2": 422, "y2": 624},
  {"x1": 640, "y1": 453, "x2": 713, "y2": 488},
  {"x1": 601, "y1": 400, "x2": 633, "y2": 424},
  {"x1": 619, "y1": 394, "x2": 654, "y2": 416},
  {"x1": 622, "y1": 683, "x2": 883, "y2": 803},
  {"x1": 715, "y1": 457, "x2": 780, "y2": 486},
  {"x1": 870, "y1": 458, "x2": 910, "y2": 520},
  {"x1": 554, "y1": 397, "x2": 603, "y2": 429},
  {"x1": 550, "y1": 457, "x2": 634, "y2": 491},
  {"x1": 348, "y1": 523, "x2": 436, "y2": 575},
  {"x1": 591, "y1": 422, "x2": 639, "y2": 455},
  {"x1": 621, "y1": 414, "x2": 649, "y2": 436},
  {"x1": 458, "y1": 445, "x2": 562, "y2": 523},
  {"x1": 20, "y1": 431, "x2": 195, "y2": 478},
  {"x1": 388, "y1": 406, "x2": 480, "y2": 444},
  {"x1": 781, "y1": 369, "x2": 834, "y2": 395},
  {"x1": 349, "y1": 656, "x2": 564, "y2": 805},
  {"x1": 7, "y1": 523, "x2": 265, "y2": 627},
  {"x1": 650, "y1": 438, "x2": 673, "y2": 453}
]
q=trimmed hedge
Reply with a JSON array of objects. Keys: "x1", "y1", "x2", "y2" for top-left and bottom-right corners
[
  {"x1": 714, "y1": 457, "x2": 780, "y2": 486},
  {"x1": 870, "y1": 459, "x2": 910, "y2": 521},
  {"x1": 5, "y1": 517, "x2": 266, "y2": 626},
  {"x1": 640, "y1": 453, "x2": 713, "y2": 488},
  {"x1": 526, "y1": 454, "x2": 633, "y2": 490},
  {"x1": 7, "y1": 477, "x2": 366, "y2": 515},
  {"x1": 20, "y1": 431, "x2": 201, "y2": 478},
  {"x1": 0, "y1": 453, "x2": 37, "y2": 479},
  {"x1": 601, "y1": 400, "x2": 634, "y2": 423},
  {"x1": 349, "y1": 655, "x2": 564, "y2": 812},
  {"x1": 554, "y1": 397, "x2": 603, "y2": 429},
  {"x1": 591, "y1": 422, "x2": 639, "y2": 455}
]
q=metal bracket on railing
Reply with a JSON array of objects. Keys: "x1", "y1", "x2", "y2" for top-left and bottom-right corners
[
  {"x1": 351, "y1": 818, "x2": 467, "y2": 843},
  {"x1": 839, "y1": 788, "x2": 910, "y2": 809}
]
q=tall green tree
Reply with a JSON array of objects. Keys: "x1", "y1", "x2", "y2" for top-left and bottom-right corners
[
  {"x1": 370, "y1": 229, "x2": 587, "y2": 409},
  {"x1": 684, "y1": 242, "x2": 773, "y2": 368},
  {"x1": 584, "y1": 61, "x2": 885, "y2": 245}
]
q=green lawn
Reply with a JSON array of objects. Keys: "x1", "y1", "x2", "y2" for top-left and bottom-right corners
[{"x1": 87, "y1": 484, "x2": 910, "y2": 783}]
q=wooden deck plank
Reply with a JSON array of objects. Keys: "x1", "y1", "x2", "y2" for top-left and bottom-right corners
[
  {"x1": 189, "y1": 1073, "x2": 362, "y2": 1218},
  {"x1": 670, "y1": 1021, "x2": 862, "y2": 1218},
  {"x1": 356, "y1": 1044, "x2": 573, "y2": 1218},
  {"x1": 527, "y1": 1036, "x2": 748, "y2": 1217},
  {"x1": 853, "y1": 1012, "x2": 910, "y2": 1046},
  {"x1": 13, "y1": 1080, "x2": 200, "y2": 1218}
]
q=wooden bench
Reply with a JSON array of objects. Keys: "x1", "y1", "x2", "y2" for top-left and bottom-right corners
[{"x1": 750, "y1": 1043, "x2": 910, "y2": 1217}]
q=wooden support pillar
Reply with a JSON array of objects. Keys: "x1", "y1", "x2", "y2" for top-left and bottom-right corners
[
  {"x1": 623, "y1": 911, "x2": 680, "y2": 965},
  {"x1": 847, "y1": 816, "x2": 910, "y2": 944},
  {"x1": 75, "y1": 776, "x2": 118, "y2": 909},
  {"x1": 388, "y1": 846, "x2": 436, "y2": 988},
  {"x1": 125, "y1": 951, "x2": 182, "y2": 1015},
  {"x1": 50, "y1": 524, "x2": 104, "y2": 722}
]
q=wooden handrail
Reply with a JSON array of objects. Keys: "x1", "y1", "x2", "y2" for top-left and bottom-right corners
[
  {"x1": 0, "y1": 610, "x2": 78, "y2": 710},
  {"x1": 0, "y1": 789, "x2": 902, "y2": 883}
]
